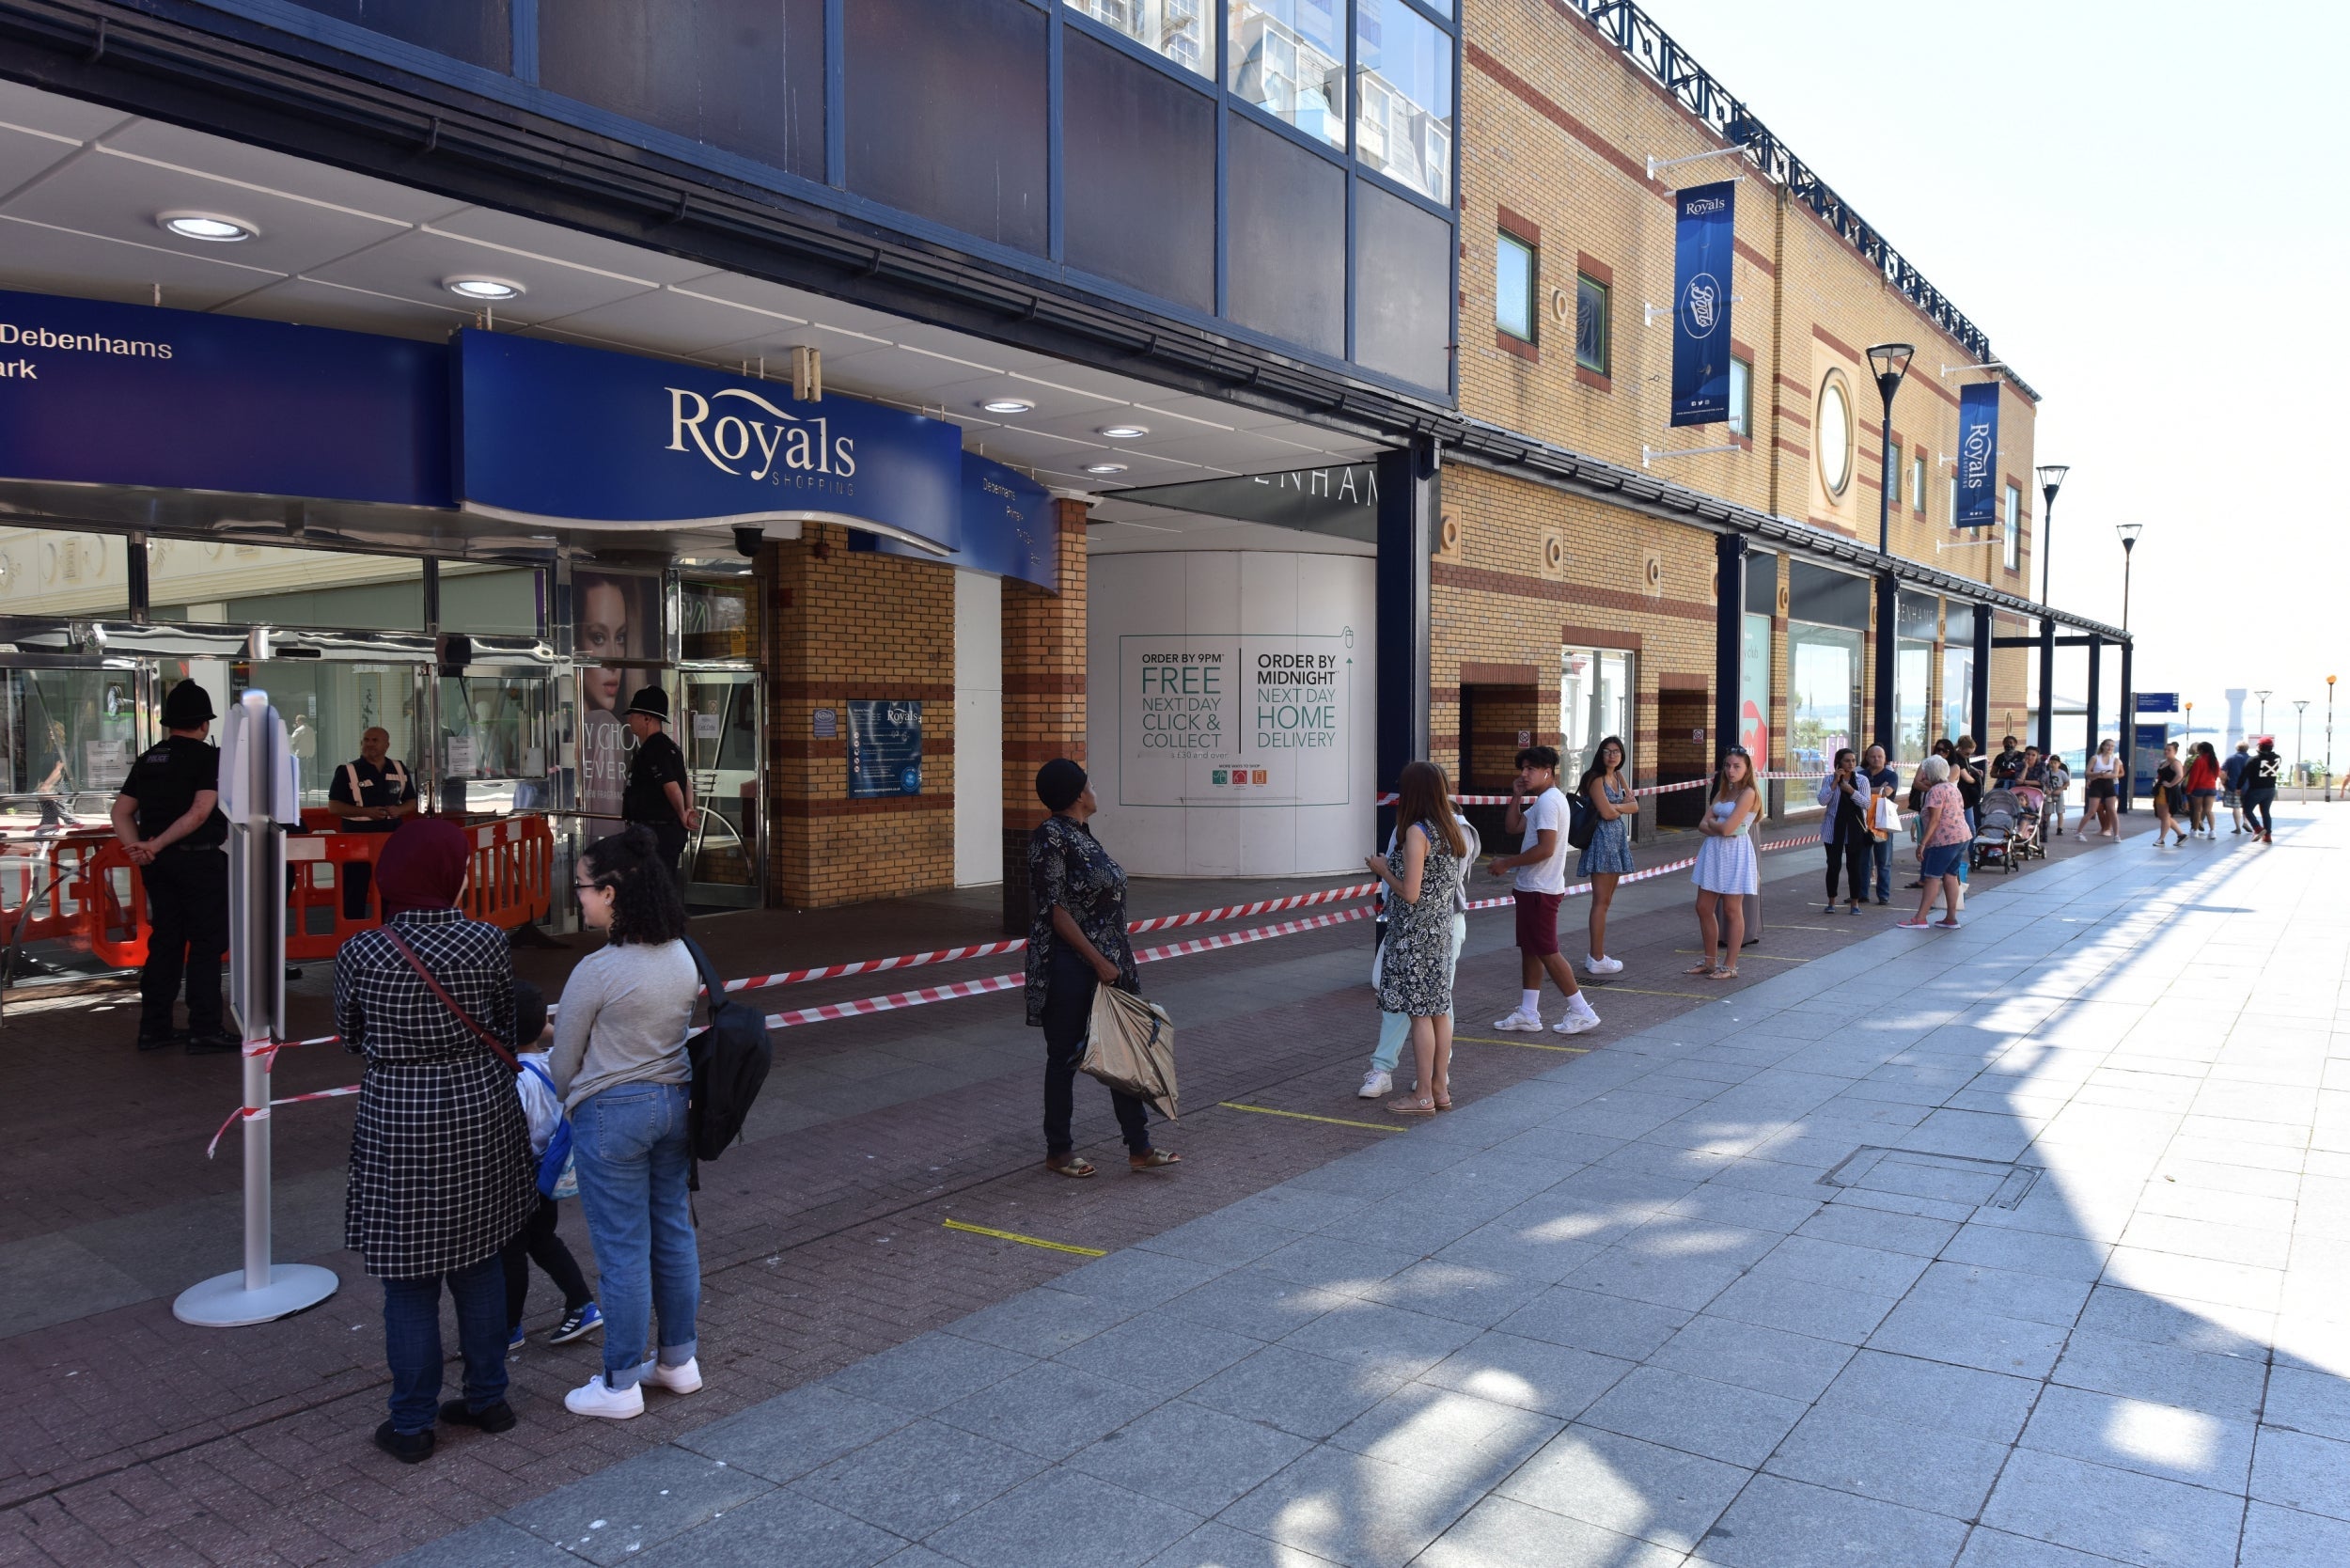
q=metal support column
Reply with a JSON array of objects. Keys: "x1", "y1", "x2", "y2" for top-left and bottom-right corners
[
  {"x1": 2118, "y1": 638, "x2": 2135, "y2": 812},
  {"x1": 2084, "y1": 636, "x2": 2102, "y2": 764},
  {"x1": 1375, "y1": 438, "x2": 1438, "y2": 837},
  {"x1": 1970, "y1": 604, "x2": 1992, "y2": 754},
  {"x1": 1716, "y1": 533, "x2": 1747, "y2": 753},
  {"x1": 2036, "y1": 614, "x2": 2056, "y2": 755},
  {"x1": 1872, "y1": 572, "x2": 1898, "y2": 759}
]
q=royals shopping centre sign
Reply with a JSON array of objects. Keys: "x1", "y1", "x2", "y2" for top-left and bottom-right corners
[{"x1": 0, "y1": 289, "x2": 1053, "y2": 589}]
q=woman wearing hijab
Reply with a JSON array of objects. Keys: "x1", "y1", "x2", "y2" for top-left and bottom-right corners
[
  {"x1": 548, "y1": 825, "x2": 703, "y2": 1420},
  {"x1": 337, "y1": 817, "x2": 535, "y2": 1464},
  {"x1": 1026, "y1": 759, "x2": 1180, "y2": 1178}
]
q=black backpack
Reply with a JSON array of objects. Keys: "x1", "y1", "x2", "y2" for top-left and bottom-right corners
[
  {"x1": 683, "y1": 937, "x2": 771, "y2": 1162},
  {"x1": 1566, "y1": 787, "x2": 1597, "y2": 851}
]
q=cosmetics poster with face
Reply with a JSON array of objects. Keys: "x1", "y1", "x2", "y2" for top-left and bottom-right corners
[{"x1": 573, "y1": 570, "x2": 664, "y2": 826}]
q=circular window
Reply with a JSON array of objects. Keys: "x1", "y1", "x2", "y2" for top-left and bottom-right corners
[{"x1": 1816, "y1": 372, "x2": 1853, "y2": 497}]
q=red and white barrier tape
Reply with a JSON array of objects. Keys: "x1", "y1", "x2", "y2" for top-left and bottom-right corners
[
  {"x1": 207, "y1": 1083, "x2": 363, "y2": 1158},
  {"x1": 1384, "y1": 775, "x2": 1828, "y2": 807}
]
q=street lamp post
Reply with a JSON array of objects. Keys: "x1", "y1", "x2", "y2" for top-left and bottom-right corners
[
  {"x1": 2295, "y1": 700, "x2": 2311, "y2": 792},
  {"x1": 2116, "y1": 525, "x2": 2142, "y2": 813},
  {"x1": 2035, "y1": 463, "x2": 2069, "y2": 605},
  {"x1": 1867, "y1": 343, "x2": 1914, "y2": 760},
  {"x1": 2116, "y1": 525, "x2": 2142, "y2": 630},
  {"x1": 2255, "y1": 689, "x2": 2272, "y2": 739},
  {"x1": 2328, "y1": 675, "x2": 2337, "y2": 801}
]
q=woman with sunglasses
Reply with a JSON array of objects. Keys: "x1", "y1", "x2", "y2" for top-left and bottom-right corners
[{"x1": 548, "y1": 826, "x2": 704, "y2": 1420}]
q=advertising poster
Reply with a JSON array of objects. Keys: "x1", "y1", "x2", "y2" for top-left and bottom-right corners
[
  {"x1": 847, "y1": 699, "x2": 923, "y2": 798},
  {"x1": 1955, "y1": 382, "x2": 2000, "y2": 528},
  {"x1": 1668, "y1": 181, "x2": 1736, "y2": 427},
  {"x1": 1118, "y1": 635, "x2": 1354, "y2": 808},
  {"x1": 574, "y1": 568, "x2": 665, "y2": 828}
]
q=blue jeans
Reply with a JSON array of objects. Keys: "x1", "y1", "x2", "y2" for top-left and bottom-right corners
[
  {"x1": 572, "y1": 1080, "x2": 700, "y2": 1387},
  {"x1": 1372, "y1": 914, "x2": 1465, "y2": 1073},
  {"x1": 382, "y1": 1250, "x2": 509, "y2": 1434},
  {"x1": 1870, "y1": 837, "x2": 1892, "y2": 901}
]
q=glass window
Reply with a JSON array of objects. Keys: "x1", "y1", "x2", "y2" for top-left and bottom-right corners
[
  {"x1": 1065, "y1": 29, "x2": 1216, "y2": 312},
  {"x1": 437, "y1": 565, "x2": 543, "y2": 637},
  {"x1": 1066, "y1": 0, "x2": 1209, "y2": 75},
  {"x1": 1788, "y1": 622, "x2": 1862, "y2": 779},
  {"x1": 150, "y1": 541, "x2": 426, "y2": 630},
  {"x1": 440, "y1": 671, "x2": 555, "y2": 817},
  {"x1": 1559, "y1": 647, "x2": 1633, "y2": 791},
  {"x1": 542, "y1": 0, "x2": 823, "y2": 178},
  {"x1": 1354, "y1": 181, "x2": 1452, "y2": 389},
  {"x1": 846, "y1": 0, "x2": 1049, "y2": 253},
  {"x1": 287, "y1": 0, "x2": 510, "y2": 71},
  {"x1": 1574, "y1": 274, "x2": 1608, "y2": 375},
  {"x1": 237, "y1": 661, "x2": 421, "y2": 809},
  {"x1": 1496, "y1": 232, "x2": 1535, "y2": 341},
  {"x1": 682, "y1": 577, "x2": 759, "y2": 661},
  {"x1": 1888, "y1": 440, "x2": 1903, "y2": 506},
  {"x1": 1228, "y1": 0, "x2": 1346, "y2": 149},
  {"x1": 0, "y1": 667, "x2": 139, "y2": 824},
  {"x1": 1942, "y1": 642, "x2": 1973, "y2": 744},
  {"x1": 1728, "y1": 356, "x2": 1752, "y2": 437},
  {"x1": 0, "y1": 527, "x2": 130, "y2": 619},
  {"x1": 1816, "y1": 372, "x2": 1852, "y2": 496},
  {"x1": 1948, "y1": 475, "x2": 1958, "y2": 525},
  {"x1": 1354, "y1": 0, "x2": 1453, "y2": 205},
  {"x1": 1225, "y1": 112, "x2": 1346, "y2": 356},
  {"x1": 1911, "y1": 452, "x2": 1927, "y2": 513},
  {"x1": 2003, "y1": 483, "x2": 2022, "y2": 570}
]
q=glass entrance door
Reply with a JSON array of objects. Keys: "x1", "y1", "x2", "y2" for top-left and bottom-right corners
[
  {"x1": 231, "y1": 661, "x2": 426, "y2": 812},
  {"x1": 438, "y1": 667, "x2": 555, "y2": 816},
  {"x1": 679, "y1": 669, "x2": 762, "y2": 908},
  {"x1": 0, "y1": 664, "x2": 143, "y2": 831}
]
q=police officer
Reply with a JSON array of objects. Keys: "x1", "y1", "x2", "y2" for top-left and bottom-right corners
[
  {"x1": 620, "y1": 686, "x2": 693, "y2": 886},
  {"x1": 325, "y1": 726, "x2": 418, "y2": 917},
  {"x1": 111, "y1": 682, "x2": 232, "y2": 1054}
]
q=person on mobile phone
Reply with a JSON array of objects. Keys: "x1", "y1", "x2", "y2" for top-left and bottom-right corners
[{"x1": 1484, "y1": 745, "x2": 1601, "y2": 1037}]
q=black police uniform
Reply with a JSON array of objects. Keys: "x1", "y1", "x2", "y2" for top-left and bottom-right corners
[
  {"x1": 622, "y1": 728, "x2": 692, "y2": 876},
  {"x1": 121, "y1": 733, "x2": 229, "y2": 1046},
  {"x1": 326, "y1": 755, "x2": 417, "y2": 917}
]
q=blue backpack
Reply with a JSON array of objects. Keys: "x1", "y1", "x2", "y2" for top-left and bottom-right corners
[{"x1": 520, "y1": 1060, "x2": 578, "y2": 1200}]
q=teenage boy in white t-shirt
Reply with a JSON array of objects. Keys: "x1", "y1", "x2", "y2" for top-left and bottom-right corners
[{"x1": 1484, "y1": 745, "x2": 1602, "y2": 1036}]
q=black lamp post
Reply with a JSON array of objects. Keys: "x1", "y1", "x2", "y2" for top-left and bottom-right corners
[
  {"x1": 2117, "y1": 525, "x2": 2141, "y2": 629},
  {"x1": 2034, "y1": 463, "x2": 2068, "y2": 605},
  {"x1": 1867, "y1": 343, "x2": 1914, "y2": 759},
  {"x1": 2116, "y1": 525, "x2": 2142, "y2": 812}
]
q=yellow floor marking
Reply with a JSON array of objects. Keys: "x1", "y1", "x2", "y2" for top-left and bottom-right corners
[
  {"x1": 1219, "y1": 1102, "x2": 1404, "y2": 1133},
  {"x1": 941, "y1": 1218, "x2": 1107, "y2": 1257},
  {"x1": 1675, "y1": 949, "x2": 1810, "y2": 963},
  {"x1": 1451, "y1": 1034, "x2": 1592, "y2": 1053}
]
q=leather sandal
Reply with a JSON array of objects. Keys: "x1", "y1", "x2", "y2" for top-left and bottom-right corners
[
  {"x1": 1044, "y1": 1154, "x2": 1096, "y2": 1178},
  {"x1": 1129, "y1": 1149, "x2": 1182, "y2": 1169}
]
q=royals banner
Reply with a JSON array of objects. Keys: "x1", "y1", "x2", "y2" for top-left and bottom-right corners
[
  {"x1": 1955, "y1": 382, "x2": 2000, "y2": 527},
  {"x1": 1669, "y1": 181, "x2": 1736, "y2": 427}
]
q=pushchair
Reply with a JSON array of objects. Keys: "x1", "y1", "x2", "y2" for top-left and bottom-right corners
[
  {"x1": 2008, "y1": 784, "x2": 2047, "y2": 861},
  {"x1": 1971, "y1": 788, "x2": 2030, "y2": 873}
]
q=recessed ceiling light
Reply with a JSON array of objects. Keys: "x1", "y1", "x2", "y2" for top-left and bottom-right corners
[
  {"x1": 445, "y1": 276, "x2": 524, "y2": 301},
  {"x1": 979, "y1": 397, "x2": 1034, "y2": 415},
  {"x1": 159, "y1": 212, "x2": 257, "y2": 243},
  {"x1": 1096, "y1": 424, "x2": 1149, "y2": 439},
  {"x1": 1084, "y1": 463, "x2": 1129, "y2": 476}
]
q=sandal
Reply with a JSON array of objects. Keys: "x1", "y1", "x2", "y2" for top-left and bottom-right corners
[
  {"x1": 1044, "y1": 1155, "x2": 1096, "y2": 1178},
  {"x1": 1128, "y1": 1149, "x2": 1182, "y2": 1170},
  {"x1": 1386, "y1": 1094, "x2": 1438, "y2": 1117},
  {"x1": 1709, "y1": 965, "x2": 1738, "y2": 980},
  {"x1": 1684, "y1": 960, "x2": 1718, "y2": 976}
]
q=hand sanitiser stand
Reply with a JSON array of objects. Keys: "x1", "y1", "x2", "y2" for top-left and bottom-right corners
[{"x1": 173, "y1": 690, "x2": 339, "y2": 1326}]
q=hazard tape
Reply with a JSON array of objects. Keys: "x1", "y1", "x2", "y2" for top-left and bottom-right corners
[
  {"x1": 1384, "y1": 775, "x2": 1827, "y2": 806},
  {"x1": 207, "y1": 1083, "x2": 363, "y2": 1157}
]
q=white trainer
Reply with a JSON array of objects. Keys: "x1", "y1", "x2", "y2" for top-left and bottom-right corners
[
  {"x1": 564, "y1": 1373, "x2": 645, "y2": 1419},
  {"x1": 1553, "y1": 1011, "x2": 1602, "y2": 1036},
  {"x1": 640, "y1": 1356, "x2": 703, "y2": 1394},
  {"x1": 1357, "y1": 1069, "x2": 1393, "y2": 1099},
  {"x1": 1584, "y1": 956, "x2": 1623, "y2": 976},
  {"x1": 1493, "y1": 1011, "x2": 1544, "y2": 1032}
]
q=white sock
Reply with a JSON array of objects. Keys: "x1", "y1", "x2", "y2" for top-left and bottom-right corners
[
  {"x1": 1570, "y1": 992, "x2": 1598, "y2": 1018},
  {"x1": 1520, "y1": 989, "x2": 1542, "y2": 1016}
]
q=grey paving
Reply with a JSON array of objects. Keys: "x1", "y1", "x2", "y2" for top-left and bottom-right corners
[{"x1": 401, "y1": 810, "x2": 2350, "y2": 1568}]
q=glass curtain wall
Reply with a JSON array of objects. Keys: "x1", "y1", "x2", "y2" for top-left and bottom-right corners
[{"x1": 1894, "y1": 592, "x2": 1938, "y2": 767}]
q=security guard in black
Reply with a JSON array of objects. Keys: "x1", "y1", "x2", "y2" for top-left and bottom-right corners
[
  {"x1": 620, "y1": 684, "x2": 693, "y2": 875},
  {"x1": 113, "y1": 681, "x2": 232, "y2": 1054}
]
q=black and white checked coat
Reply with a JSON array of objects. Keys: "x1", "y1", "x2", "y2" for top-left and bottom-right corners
[{"x1": 337, "y1": 908, "x2": 536, "y2": 1279}]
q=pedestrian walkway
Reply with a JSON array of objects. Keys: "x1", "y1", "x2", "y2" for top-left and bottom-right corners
[{"x1": 392, "y1": 807, "x2": 2350, "y2": 1568}]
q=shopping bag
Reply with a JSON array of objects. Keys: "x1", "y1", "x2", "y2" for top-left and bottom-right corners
[
  {"x1": 1872, "y1": 796, "x2": 1901, "y2": 840},
  {"x1": 1082, "y1": 984, "x2": 1180, "y2": 1121}
]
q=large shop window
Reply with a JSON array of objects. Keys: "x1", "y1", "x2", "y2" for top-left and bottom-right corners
[
  {"x1": 1895, "y1": 592, "x2": 1938, "y2": 766},
  {"x1": 150, "y1": 542, "x2": 426, "y2": 630},
  {"x1": 1355, "y1": 0, "x2": 1453, "y2": 205},
  {"x1": 287, "y1": 0, "x2": 509, "y2": 71},
  {"x1": 0, "y1": 527, "x2": 129, "y2": 620},
  {"x1": 1068, "y1": 0, "x2": 1210, "y2": 75},
  {"x1": 1559, "y1": 647, "x2": 1633, "y2": 795},
  {"x1": 1786, "y1": 562, "x2": 1869, "y2": 780},
  {"x1": 1353, "y1": 182, "x2": 1451, "y2": 388},
  {"x1": 542, "y1": 0, "x2": 824, "y2": 179},
  {"x1": 846, "y1": 0, "x2": 1049, "y2": 254},
  {"x1": 1228, "y1": 0, "x2": 1346, "y2": 149},
  {"x1": 1743, "y1": 552, "x2": 1775, "y2": 815},
  {"x1": 1065, "y1": 30, "x2": 1216, "y2": 313},
  {"x1": 1943, "y1": 643, "x2": 1974, "y2": 745},
  {"x1": 1225, "y1": 113, "x2": 1346, "y2": 357}
]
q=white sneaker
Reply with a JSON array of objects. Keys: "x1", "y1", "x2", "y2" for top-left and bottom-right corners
[
  {"x1": 1357, "y1": 1069, "x2": 1393, "y2": 1099},
  {"x1": 1553, "y1": 1011, "x2": 1602, "y2": 1036},
  {"x1": 1583, "y1": 956, "x2": 1623, "y2": 976},
  {"x1": 1493, "y1": 1011, "x2": 1545, "y2": 1032},
  {"x1": 564, "y1": 1373, "x2": 645, "y2": 1419},
  {"x1": 640, "y1": 1356, "x2": 703, "y2": 1394}
]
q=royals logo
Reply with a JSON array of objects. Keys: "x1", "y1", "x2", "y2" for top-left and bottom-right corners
[
  {"x1": 666, "y1": 385, "x2": 856, "y2": 483},
  {"x1": 1681, "y1": 273, "x2": 1721, "y2": 337}
]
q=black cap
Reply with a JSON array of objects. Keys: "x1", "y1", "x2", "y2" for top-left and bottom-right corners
[
  {"x1": 163, "y1": 681, "x2": 215, "y2": 728},
  {"x1": 625, "y1": 685, "x2": 670, "y2": 722}
]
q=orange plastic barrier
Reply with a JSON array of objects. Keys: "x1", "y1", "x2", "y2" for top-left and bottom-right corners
[{"x1": 0, "y1": 832, "x2": 114, "y2": 952}]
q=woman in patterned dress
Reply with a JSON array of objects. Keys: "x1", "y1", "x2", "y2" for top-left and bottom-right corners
[
  {"x1": 1575, "y1": 736, "x2": 1637, "y2": 975},
  {"x1": 1367, "y1": 761, "x2": 1468, "y2": 1117},
  {"x1": 1688, "y1": 747, "x2": 1761, "y2": 980},
  {"x1": 337, "y1": 818, "x2": 536, "y2": 1464},
  {"x1": 1026, "y1": 759, "x2": 1179, "y2": 1178}
]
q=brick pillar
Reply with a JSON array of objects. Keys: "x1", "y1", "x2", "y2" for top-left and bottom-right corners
[{"x1": 999, "y1": 498, "x2": 1089, "y2": 933}]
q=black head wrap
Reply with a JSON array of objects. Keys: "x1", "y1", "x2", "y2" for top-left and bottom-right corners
[{"x1": 1034, "y1": 759, "x2": 1087, "y2": 813}]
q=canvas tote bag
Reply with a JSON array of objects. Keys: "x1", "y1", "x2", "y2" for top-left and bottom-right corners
[{"x1": 1081, "y1": 984, "x2": 1181, "y2": 1121}]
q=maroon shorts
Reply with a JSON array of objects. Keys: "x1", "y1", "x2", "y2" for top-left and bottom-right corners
[{"x1": 1513, "y1": 890, "x2": 1564, "y2": 956}]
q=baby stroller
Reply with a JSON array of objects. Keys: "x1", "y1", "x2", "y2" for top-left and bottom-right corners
[
  {"x1": 2008, "y1": 784, "x2": 2048, "y2": 861},
  {"x1": 1971, "y1": 788, "x2": 2029, "y2": 874}
]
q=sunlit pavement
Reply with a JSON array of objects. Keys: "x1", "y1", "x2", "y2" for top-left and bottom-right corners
[{"x1": 393, "y1": 808, "x2": 2350, "y2": 1568}]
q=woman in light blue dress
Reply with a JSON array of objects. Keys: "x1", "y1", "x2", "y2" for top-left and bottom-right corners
[
  {"x1": 1574, "y1": 736, "x2": 1637, "y2": 975},
  {"x1": 1689, "y1": 747, "x2": 1761, "y2": 980}
]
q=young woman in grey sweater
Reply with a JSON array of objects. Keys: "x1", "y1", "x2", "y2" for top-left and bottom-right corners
[{"x1": 551, "y1": 826, "x2": 704, "y2": 1421}]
